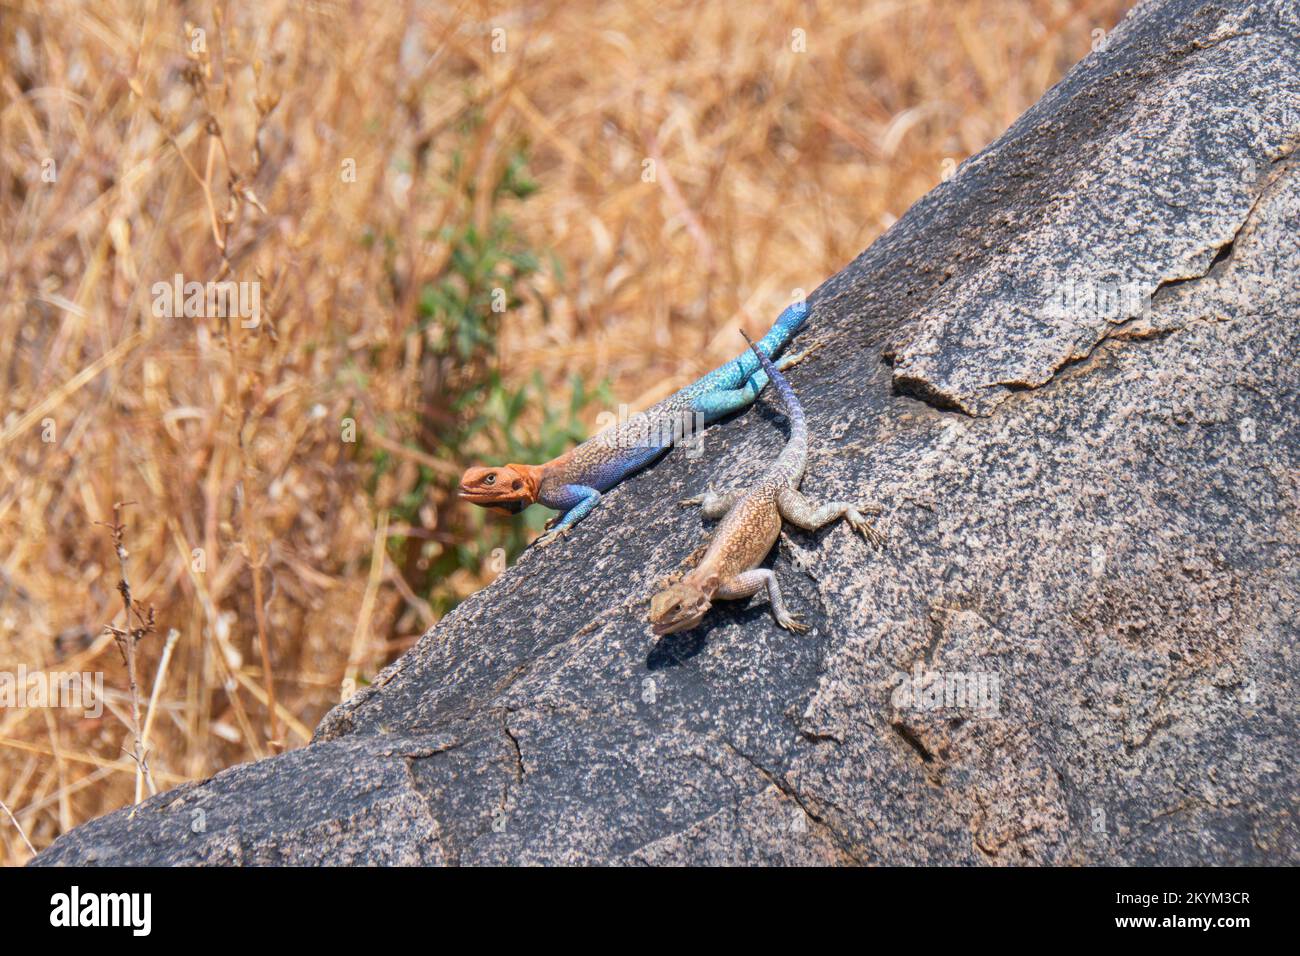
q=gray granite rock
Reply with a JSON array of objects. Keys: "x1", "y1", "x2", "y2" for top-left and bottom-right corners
[{"x1": 34, "y1": 0, "x2": 1299, "y2": 866}]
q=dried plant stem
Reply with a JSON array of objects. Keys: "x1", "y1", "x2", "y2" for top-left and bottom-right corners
[
  {"x1": 116, "y1": 529, "x2": 144, "y2": 805},
  {"x1": 98, "y1": 502, "x2": 156, "y2": 810},
  {"x1": 344, "y1": 511, "x2": 390, "y2": 696},
  {"x1": 0, "y1": 796, "x2": 36, "y2": 857},
  {"x1": 249, "y1": 541, "x2": 278, "y2": 746},
  {"x1": 140, "y1": 629, "x2": 181, "y2": 797},
  {"x1": 234, "y1": 416, "x2": 280, "y2": 747}
]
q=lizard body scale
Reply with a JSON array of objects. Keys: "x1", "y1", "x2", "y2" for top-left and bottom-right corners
[
  {"x1": 648, "y1": 329, "x2": 883, "y2": 635},
  {"x1": 459, "y1": 303, "x2": 812, "y2": 546}
]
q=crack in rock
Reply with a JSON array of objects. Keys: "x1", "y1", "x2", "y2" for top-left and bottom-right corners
[
  {"x1": 720, "y1": 739, "x2": 865, "y2": 864},
  {"x1": 887, "y1": 14, "x2": 1300, "y2": 416}
]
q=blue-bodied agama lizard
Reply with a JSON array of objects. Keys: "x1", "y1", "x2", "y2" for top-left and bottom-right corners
[
  {"x1": 459, "y1": 304, "x2": 812, "y2": 546},
  {"x1": 648, "y1": 329, "x2": 883, "y2": 634}
]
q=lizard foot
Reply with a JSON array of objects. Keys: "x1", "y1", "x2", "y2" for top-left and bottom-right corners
[
  {"x1": 775, "y1": 340, "x2": 824, "y2": 371},
  {"x1": 678, "y1": 491, "x2": 707, "y2": 507},
  {"x1": 533, "y1": 526, "x2": 570, "y2": 548},
  {"x1": 775, "y1": 611, "x2": 811, "y2": 633},
  {"x1": 847, "y1": 510, "x2": 886, "y2": 548}
]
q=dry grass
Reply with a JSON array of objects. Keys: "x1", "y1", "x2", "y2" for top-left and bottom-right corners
[{"x1": 0, "y1": 0, "x2": 1131, "y2": 863}]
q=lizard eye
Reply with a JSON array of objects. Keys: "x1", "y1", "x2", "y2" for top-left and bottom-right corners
[{"x1": 484, "y1": 474, "x2": 496, "y2": 485}]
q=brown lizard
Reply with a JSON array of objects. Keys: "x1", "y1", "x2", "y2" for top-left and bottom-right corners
[{"x1": 649, "y1": 330, "x2": 883, "y2": 635}]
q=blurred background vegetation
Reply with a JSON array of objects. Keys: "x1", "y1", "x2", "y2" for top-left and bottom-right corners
[{"x1": 0, "y1": 0, "x2": 1130, "y2": 861}]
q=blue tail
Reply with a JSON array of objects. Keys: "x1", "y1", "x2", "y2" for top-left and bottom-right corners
[
  {"x1": 739, "y1": 328, "x2": 805, "y2": 441},
  {"x1": 741, "y1": 327, "x2": 809, "y2": 484},
  {"x1": 690, "y1": 301, "x2": 809, "y2": 398}
]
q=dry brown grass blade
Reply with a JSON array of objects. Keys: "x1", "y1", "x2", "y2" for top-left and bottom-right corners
[
  {"x1": 0, "y1": 331, "x2": 142, "y2": 448},
  {"x1": 0, "y1": 735, "x2": 188, "y2": 784},
  {"x1": 344, "y1": 511, "x2": 391, "y2": 698},
  {"x1": 0, "y1": 795, "x2": 36, "y2": 858},
  {"x1": 139, "y1": 628, "x2": 181, "y2": 797}
]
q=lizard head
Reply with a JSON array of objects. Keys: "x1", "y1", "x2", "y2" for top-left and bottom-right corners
[
  {"x1": 458, "y1": 464, "x2": 542, "y2": 515},
  {"x1": 649, "y1": 575, "x2": 717, "y2": 636}
]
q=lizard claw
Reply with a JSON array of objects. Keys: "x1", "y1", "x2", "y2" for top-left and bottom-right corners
[
  {"x1": 533, "y1": 526, "x2": 570, "y2": 548},
  {"x1": 847, "y1": 510, "x2": 886, "y2": 548},
  {"x1": 678, "y1": 492, "x2": 707, "y2": 507},
  {"x1": 776, "y1": 611, "x2": 811, "y2": 633},
  {"x1": 774, "y1": 340, "x2": 824, "y2": 371}
]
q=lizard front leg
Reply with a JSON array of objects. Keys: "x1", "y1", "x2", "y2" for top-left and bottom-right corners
[
  {"x1": 534, "y1": 485, "x2": 601, "y2": 547},
  {"x1": 716, "y1": 568, "x2": 808, "y2": 632},
  {"x1": 776, "y1": 486, "x2": 886, "y2": 547},
  {"x1": 678, "y1": 486, "x2": 745, "y2": 519}
]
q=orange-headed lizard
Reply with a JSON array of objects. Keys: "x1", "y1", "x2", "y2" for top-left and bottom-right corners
[
  {"x1": 649, "y1": 329, "x2": 883, "y2": 635},
  {"x1": 459, "y1": 304, "x2": 812, "y2": 546}
]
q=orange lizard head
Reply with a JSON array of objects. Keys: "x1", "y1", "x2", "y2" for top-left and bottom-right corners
[
  {"x1": 458, "y1": 464, "x2": 543, "y2": 515},
  {"x1": 649, "y1": 574, "x2": 718, "y2": 636}
]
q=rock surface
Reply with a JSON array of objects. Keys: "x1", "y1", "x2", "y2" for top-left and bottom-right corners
[{"x1": 36, "y1": 0, "x2": 1299, "y2": 866}]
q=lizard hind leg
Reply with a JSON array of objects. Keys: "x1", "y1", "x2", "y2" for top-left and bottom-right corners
[
  {"x1": 776, "y1": 487, "x2": 886, "y2": 548},
  {"x1": 769, "y1": 340, "x2": 821, "y2": 374},
  {"x1": 691, "y1": 383, "x2": 765, "y2": 422},
  {"x1": 691, "y1": 342, "x2": 820, "y2": 424},
  {"x1": 716, "y1": 568, "x2": 809, "y2": 633},
  {"x1": 737, "y1": 339, "x2": 821, "y2": 392},
  {"x1": 720, "y1": 356, "x2": 792, "y2": 408}
]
